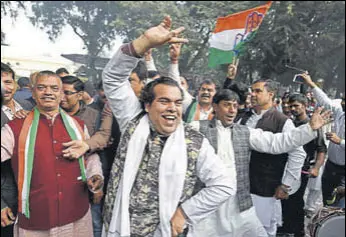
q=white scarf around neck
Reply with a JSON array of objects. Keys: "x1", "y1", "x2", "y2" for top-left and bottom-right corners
[{"x1": 106, "y1": 114, "x2": 187, "y2": 237}]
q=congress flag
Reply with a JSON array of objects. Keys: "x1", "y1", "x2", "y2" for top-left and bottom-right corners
[{"x1": 208, "y1": 1, "x2": 272, "y2": 68}]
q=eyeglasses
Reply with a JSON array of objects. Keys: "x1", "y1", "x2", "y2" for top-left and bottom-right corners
[{"x1": 63, "y1": 91, "x2": 79, "y2": 96}]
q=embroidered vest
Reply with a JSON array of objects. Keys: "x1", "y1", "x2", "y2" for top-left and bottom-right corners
[{"x1": 102, "y1": 114, "x2": 204, "y2": 233}]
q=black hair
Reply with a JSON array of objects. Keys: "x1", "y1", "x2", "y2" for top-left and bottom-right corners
[
  {"x1": 1, "y1": 62, "x2": 15, "y2": 80},
  {"x1": 139, "y1": 77, "x2": 184, "y2": 109},
  {"x1": 148, "y1": 70, "x2": 160, "y2": 79},
  {"x1": 61, "y1": 75, "x2": 85, "y2": 92},
  {"x1": 97, "y1": 80, "x2": 104, "y2": 91},
  {"x1": 252, "y1": 79, "x2": 278, "y2": 94},
  {"x1": 56, "y1": 67, "x2": 69, "y2": 75},
  {"x1": 252, "y1": 78, "x2": 278, "y2": 101},
  {"x1": 131, "y1": 61, "x2": 147, "y2": 81},
  {"x1": 198, "y1": 79, "x2": 216, "y2": 90},
  {"x1": 213, "y1": 89, "x2": 240, "y2": 104},
  {"x1": 17, "y1": 77, "x2": 30, "y2": 88},
  {"x1": 227, "y1": 81, "x2": 248, "y2": 105},
  {"x1": 289, "y1": 93, "x2": 308, "y2": 106}
]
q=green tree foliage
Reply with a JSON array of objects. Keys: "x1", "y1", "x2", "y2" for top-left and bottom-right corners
[
  {"x1": 28, "y1": 1, "x2": 344, "y2": 92},
  {"x1": 1, "y1": 1, "x2": 26, "y2": 43},
  {"x1": 239, "y1": 1, "x2": 345, "y2": 91},
  {"x1": 29, "y1": 1, "x2": 120, "y2": 81}
]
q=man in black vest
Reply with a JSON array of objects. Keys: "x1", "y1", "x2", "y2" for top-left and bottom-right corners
[
  {"x1": 188, "y1": 89, "x2": 330, "y2": 237},
  {"x1": 239, "y1": 79, "x2": 306, "y2": 237},
  {"x1": 278, "y1": 93, "x2": 327, "y2": 237}
]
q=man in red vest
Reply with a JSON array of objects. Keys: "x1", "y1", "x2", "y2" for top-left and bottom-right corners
[{"x1": 1, "y1": 71, "x2": 103, "y2": 237}]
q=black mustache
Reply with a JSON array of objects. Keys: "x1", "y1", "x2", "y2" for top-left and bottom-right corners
[{"x1": 40, "y1": 97, "x2": 55, "y2": 99}]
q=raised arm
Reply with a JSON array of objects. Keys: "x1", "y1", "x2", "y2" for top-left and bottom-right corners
[
  {"x1": 249, "y1": 107, "x2": 332, "y2": 154},
  {"x1": 102, "y1": 47, "x2": 143, "y2": 133},
  {"x1": 300, "y1": 72, "x2": 343, "y2": 117},
  {"x1": 168, "y1": 43, "x2": 193, "y2": 112},
  {"x1": 103, "y1": 16, "x2": 188, "y2": 133}
]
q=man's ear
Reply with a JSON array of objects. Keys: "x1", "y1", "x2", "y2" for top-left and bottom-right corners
[
  {"x1": 77, "y1": 91, "x2": 84, "y2": 100},
  {"x1": 212, "y1": 103, "x2": 218, "y2": 112},
  {"x1": 145, "y1": 103, "x2": 150, "y2": 113}
]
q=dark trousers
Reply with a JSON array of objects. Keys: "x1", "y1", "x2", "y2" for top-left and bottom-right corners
[
  {"x1": 322, "y1": 160, "x2": 345, "y2": 205},
  {"x1": 279, "y1": 173, "x2": 309, "y2": 237},
  {"x1": 1, "y1": 224, "x2": 14, "y2": 237}
]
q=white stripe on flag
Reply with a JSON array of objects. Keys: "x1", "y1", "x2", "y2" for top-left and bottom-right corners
[{"x1": 209, "y1": 28, "x2": 249, "y2": 51}]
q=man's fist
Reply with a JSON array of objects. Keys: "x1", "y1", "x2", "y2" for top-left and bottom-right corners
[
  {"x1": 1, "y1": 207, "x2": 15, "y2": 227},
  {"x1": 170, "y1": 43, "x2": 182, "y2": 63},
  {"x1": 87, "y1": 175, "x2": 104, "y2": 194},
  {"x1": 227, "y1": 57, "x2": 239, "y2": 80}
]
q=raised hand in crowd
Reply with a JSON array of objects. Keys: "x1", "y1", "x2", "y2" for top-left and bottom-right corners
[
  {"x1": 170, "y1": 43, "x2": 182, "y2": 64},
  {"x1": 144, "y1": 48, "x2": 153, "y2": 61},
  {"x1": 298, "y1": 72, "x2": 317, "y2": 88},
  {"x1": 227, "y1": 57, "x2": 240, "y2": 80},
  {"x1": 132, "y1": 15, "x2": 188, "y2": 56},
  {"x1": 309, "y1": 107, "x2": 332, "y2": 130}
]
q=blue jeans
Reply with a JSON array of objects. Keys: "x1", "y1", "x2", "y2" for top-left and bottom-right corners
[{"x1": 91, "y1": 203, "x2": 103, "y2": 237}]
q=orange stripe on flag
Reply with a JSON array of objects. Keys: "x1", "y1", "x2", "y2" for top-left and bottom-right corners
[
  {"x1": 213, "y1": 1, "x2": 272, "y2": 33},
  {"x1": 17, "y1": 110, "x2": 35, "y2": 212}
]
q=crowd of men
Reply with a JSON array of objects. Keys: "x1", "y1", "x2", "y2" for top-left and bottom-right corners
[{"x1": 1, "y1": 16, "x2": 344, "y2": 237}]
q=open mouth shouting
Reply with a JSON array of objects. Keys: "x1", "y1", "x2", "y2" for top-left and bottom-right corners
[{"x1": 161, "y1": 114, "x2": 178, "y2": 126}]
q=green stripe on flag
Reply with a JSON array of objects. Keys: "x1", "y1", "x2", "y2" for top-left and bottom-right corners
[
  {"x1": 208, "y1": 31, "x2": 257, "y2": 68},
  {"x1": 208, "y1": 48, "x2": 237, "y2": 68}
]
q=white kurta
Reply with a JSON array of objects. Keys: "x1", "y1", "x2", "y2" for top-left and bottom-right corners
[{"x1": 190, "y1": 121, "x2": 267, "y2": 237}]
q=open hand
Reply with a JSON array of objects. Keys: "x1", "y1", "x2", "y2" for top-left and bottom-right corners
[
  {"x1": 62, "y1": 140, "x2": 90, "y2": 159},
  {"x1": 309, "y1": 107, "x2": 332, "y2": 130},
  {"x1": 14, "y1": 109, "x2": 30, "y2": 119},
  {"x1": 133, "y1": 16, "x2": 188, "y2": 55}
]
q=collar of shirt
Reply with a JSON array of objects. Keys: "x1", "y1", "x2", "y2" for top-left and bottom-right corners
[
  {"x1": 216, "y1": 119, "x2": 233, "y2": 130},
  {"x1": 1, "y1": 99, "x2": 23, "y2": 120}
]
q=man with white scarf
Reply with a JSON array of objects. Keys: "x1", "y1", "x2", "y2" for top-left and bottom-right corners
[
  {"x1": 101, "y1": 16, "x2": 236, "y2": 237},
  {"x1": 101, "y1": 16, "x2": 331, "y2": 237}
]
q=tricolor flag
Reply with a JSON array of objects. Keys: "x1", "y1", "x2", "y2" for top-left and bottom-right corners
[{"x1": 208, "y1": 1, "x2": 273, "y2": 68}]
